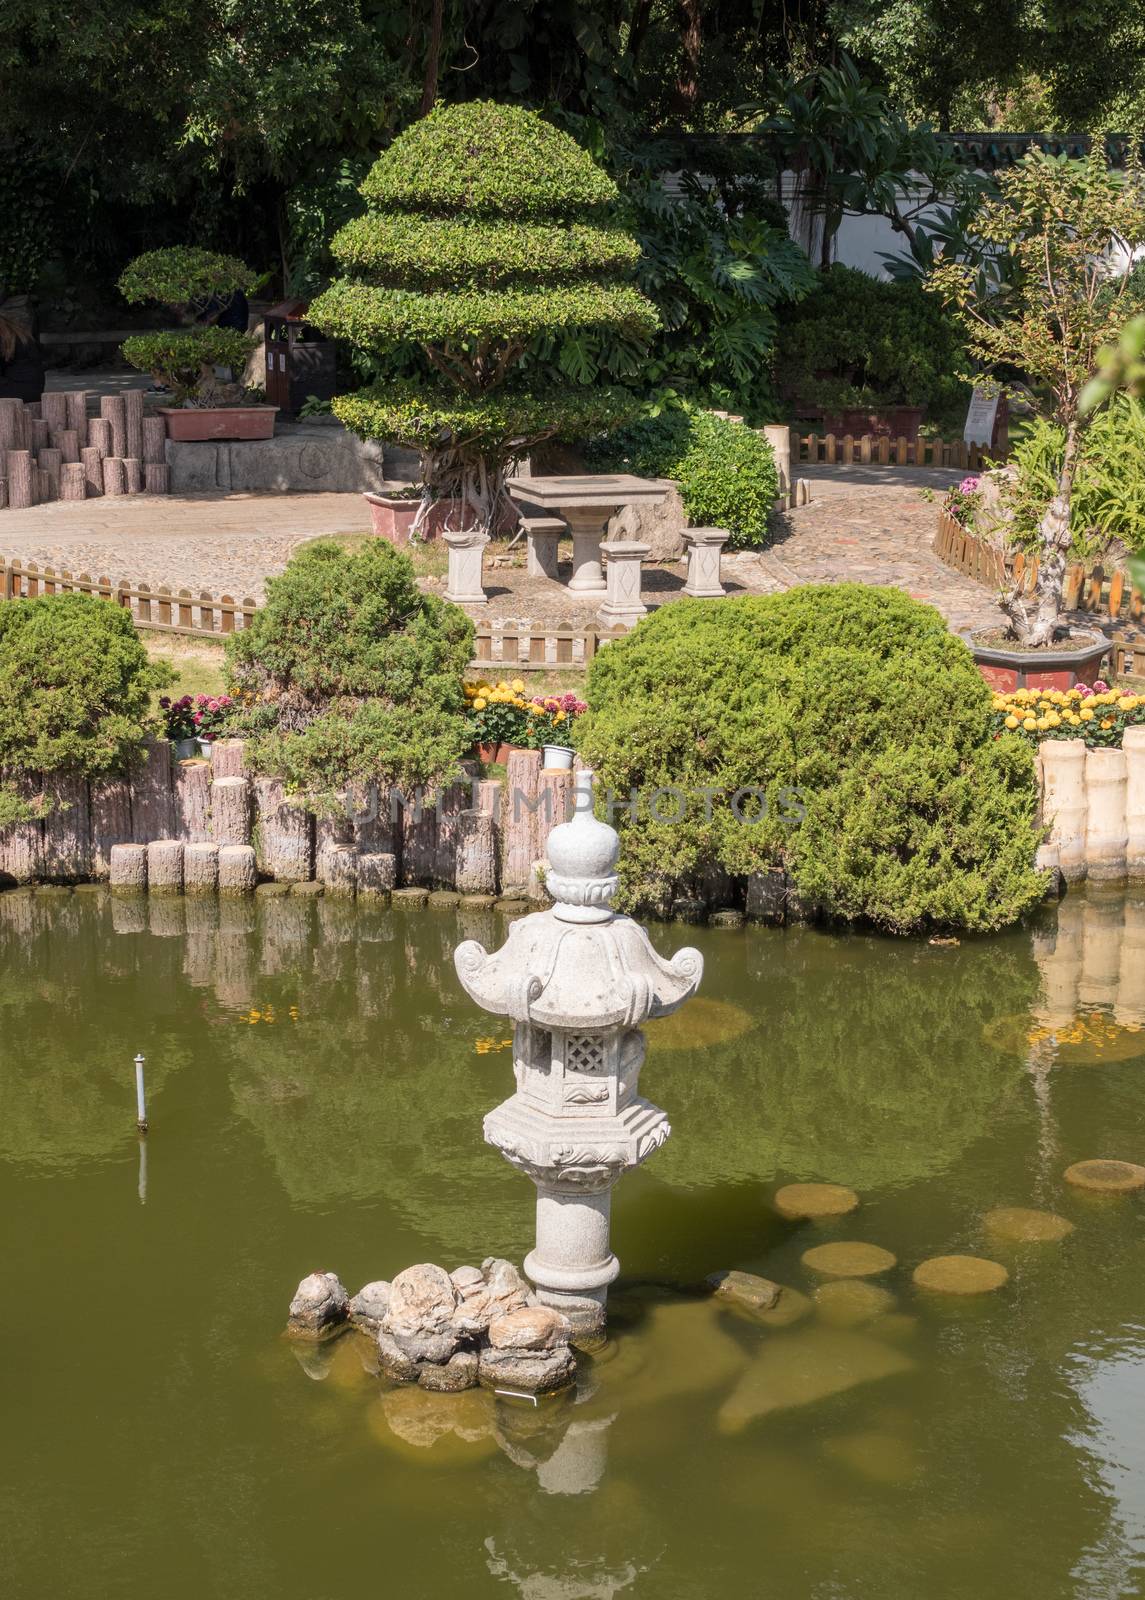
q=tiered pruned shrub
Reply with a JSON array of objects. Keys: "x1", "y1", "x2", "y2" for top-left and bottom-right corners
[
  {"x1": 311, "y1": 101, "x2": 658, "y2": 534},
  {"x1": 576, "y1": 585, "x2": 1045, "y2": 934}
]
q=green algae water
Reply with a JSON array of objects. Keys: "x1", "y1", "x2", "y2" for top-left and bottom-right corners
[{"x1": 3, "y1": 885, "x2": 1145, "y2": 1599}]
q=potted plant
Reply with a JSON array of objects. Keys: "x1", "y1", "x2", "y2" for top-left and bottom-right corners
[
  {"x1": 525, "y1": 692, "x2": 586, "y2": 769},
  {"x1": 930, "y1": 146, "x2": 1145, "y2": 687},
  {"x1": 160, "y1": 695, "x2": 202, "y2": 759},
  {"x1": 118, "y1": 247, "x2": 277, "y2": 442},
  {"x1": 310, "y1": 101, "x2": 654, "y2": 540},
  {"x1": 463, "y1": 679, "x2": 534, "y2": 763}
]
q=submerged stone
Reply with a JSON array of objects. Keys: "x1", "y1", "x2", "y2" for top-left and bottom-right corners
[
  {"x1": 814, "y1": 1278, "x2": 896, "y2": 1328},
  {"x1": 707, "y1": 1270, "x2": 783, "y2": 1313},
  {"x1": 1064, "y1": 1158, "x2": 1145, "y2": 1193},
  {"x1": 983, "y1": 1206, "x2": 1074, "y2": 1243},
  {"x1": 912, "y1": 1254, "x2": 1008, "y2": 1295},
  {"x1": 644, "y1": 996, "x2": 753, "y2": 1052},
  {"x1": 716, "y1": 1326, "x2": 914, "y2": 1433},
  {"x1": 822, "y1": 1429, "x2": 920, "y2": 1485},
  {"x1": 775, "y1": 1182, "x2": 860, "y2": 1220},
  {"x1": 802, "y1": 1241, "x2": 897, "y2": 1279}
]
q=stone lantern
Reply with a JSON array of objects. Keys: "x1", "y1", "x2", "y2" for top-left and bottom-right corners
[{"x1": 454, "y1": 769, "x2": 702, "y2": 1333}]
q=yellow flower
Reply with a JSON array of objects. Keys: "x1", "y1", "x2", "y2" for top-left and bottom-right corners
[
  {"x1": 473, "y1": 696, "x2": 487, "y2": 710},
  {"x1": 512, "y1": 678, "x2": 525, "y2": 692},
  {"x1": 1102, "y1": 718, "x2": 1114, "y2": 729},
  {"x1": 1005, "y1": 714, "x2": 1020, "y2": 729},
  {"x1": 1080, "y1": 708, "x2": 1095, "y2": 721},
  {"x1": 1118, "y1": 696, "x2": 1137, "y2": 711},
  {"x1": 1022, "y1": 717, "x2": 1038, "y2": 731}
]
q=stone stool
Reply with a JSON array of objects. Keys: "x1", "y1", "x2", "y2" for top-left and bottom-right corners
[
  {"x1": 517, "y1": 504, "x2": 566, "y2": 579},
  {"x1": 444, "y1": 528, "x2": 489, "y2": 605},
  {"x1": 598, "y1": 539, "x2": 650, "y2": 628},
  {"x1": 682, "y1": 526, "x2": 730, "y2": 598}
]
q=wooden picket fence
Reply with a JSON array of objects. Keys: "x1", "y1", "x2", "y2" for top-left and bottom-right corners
[
  {"x1": 0, "y1": 559, "x2": 257, "y2": 636},
  {"x1": 934, "y1": 509, "x2": 1145, "y2": 683},
  {"x1": 0, "y1": 556, "x2": 624, "y2": 666},
  {"x1": 934, "y1": 510, "x2": 1145, "y2": 620},
  {"x1": 472, "y1": 620, "x2": 627, "y2": 669},
  {"x1": 797, "y1": 432, "x2": 996, "y2": 470}
]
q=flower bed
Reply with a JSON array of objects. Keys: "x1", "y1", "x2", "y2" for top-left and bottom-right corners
[
  {"x1": 463, "y1": 678, "x2": 586, "y2": 757},
  {"x1": 160, "y1": 692, "x2": 237, "y2": 744},
  {"x1": 990, "y1": 682, "x2": 1145, "y2": 747}
]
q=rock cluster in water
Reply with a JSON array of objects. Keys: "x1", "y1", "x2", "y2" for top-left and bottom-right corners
[{"x1": 288, "y1": 1259, "x2": 576, "y2": 1395}]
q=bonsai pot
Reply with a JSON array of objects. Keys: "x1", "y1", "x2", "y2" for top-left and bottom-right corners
[
  {"x1": 365, "y1": 493, "x2": 520, "y2": 545},
  {"x1": 173, "y1": 738, "x2": 198, "y2": 761},
  {"x1": 542, "y1": 744, "x2": 574, "y2": 771},
  {"x1": 160, "y1": 406, "x2": 278, "y2": 442},
  {"x1": 820, "y1": 404, "x2": 925, "y2": 441},
  {"x1": 963, "y1": 627, "x2": 1110, "y2": 692}
]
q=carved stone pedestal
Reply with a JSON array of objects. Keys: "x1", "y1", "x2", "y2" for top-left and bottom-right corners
[
  {"x1": 682, "y1": 526, "x2": 730, "y2": 598},
  {"x1": 444, "y1": 528, "x2": 489, "y2": 604},
  {"x1": 598, "y1": 539, "x2": 650, "y2": 629}
]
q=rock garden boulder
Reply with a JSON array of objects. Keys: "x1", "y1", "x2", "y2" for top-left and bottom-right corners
[{"x1": 287, "y1": 1272, "x2": 350, "y2": 1338}]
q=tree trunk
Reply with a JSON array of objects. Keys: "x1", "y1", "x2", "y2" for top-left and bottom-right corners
[
  {"x1": 420, "y1": 0, "x2": 444, "y2": 114},
  {"x1": 671, "y1": 0, "x2": 703, "y2": 117},
  {"x1": 1007, "y1": 420, "x2": 1082, "y2": 646}
]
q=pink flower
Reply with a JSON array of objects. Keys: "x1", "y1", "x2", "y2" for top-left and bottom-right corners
[
  {"x1": 1094, "y1": 680, "x2": 1109, "y2": 693},
  {"x1": 959, "y1": 475, "x2": 980, "y2": 494}
]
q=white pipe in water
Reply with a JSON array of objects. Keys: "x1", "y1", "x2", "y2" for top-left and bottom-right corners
[{"x1": 134, "y1": 1053, "x2": 148, "y2": 1133}]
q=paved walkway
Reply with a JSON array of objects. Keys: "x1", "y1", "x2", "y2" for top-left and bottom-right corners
[{"x1": 0, "y1": 474, "x2": 1006, "y2": 630}]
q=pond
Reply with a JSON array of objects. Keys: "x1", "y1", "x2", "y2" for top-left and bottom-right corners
[{"x1": 3, "y1": 886, "x2": 1145, "y2": 1599}]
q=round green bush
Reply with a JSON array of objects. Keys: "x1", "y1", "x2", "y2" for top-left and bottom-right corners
[
  {"x1": 586, "y1": 408, "x2": 778, "y2": 548},
  {"x1": 576, "y1": 585, "x2": 1045, "y2": 934},
  {"x1": 0, "y1": 595, "x2": 168, "y2": 821},
  {"x1": 224, "y1": 539, "x2": 474, "y2": 808}
]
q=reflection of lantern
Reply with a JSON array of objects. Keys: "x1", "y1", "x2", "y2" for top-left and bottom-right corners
[{"x1": 454, "y1": 769, "x2": 702, "y2": 1334}]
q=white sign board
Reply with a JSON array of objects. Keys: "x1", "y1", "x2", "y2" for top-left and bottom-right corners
[{"x1": 964, "y1": 386, "x2": 1000, "y2": 447}]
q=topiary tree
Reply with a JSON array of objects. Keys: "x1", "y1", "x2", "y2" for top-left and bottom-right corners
[
  {"x1": 224, "y1": 539, "x2": 474, "y2": 809},
  {"x1": 0, "y1": 594, "x2": 170, "y2": 823},
  {"x1": 310, "y1": 100, "x2": 659, "y2": 536},
  {"x1": 119, "y1": 246, "x2": 258, "y2": 405},
  {"x1": 576, "y1": 584, "x2": 1045, "y2": 935}
]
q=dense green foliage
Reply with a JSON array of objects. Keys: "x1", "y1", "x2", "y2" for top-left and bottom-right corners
[
  {"x1": 313, "y1": 100, "x2": 656, "y2": 530},
  {"x1": 0, "y1": 596, "x2": 169, "y2": 821},
  {"x1": 577, "y1": 585, "x2": 1045, "y2": 934},
  {"x1": 775, "y1": 263, "x2": 972, "y2": 417},
  {"x1": 117, "y1": 247, "x2": 258, "y2": 318},
  {"x1": 587, "y1": 408, "x2": 778, "y2": 549},
  {"x1": 224, "y1": 541, "x2": 472, "y2": 808},
  {"x1": 337, "y1": 381, "x2": 637, "y2": 457},
  {"x1": 1004, "y1": 400, "x2": 1145, "y2": 562},
  {"x1": 121, "y1": 328, "x2": 255, "y2": 403}
]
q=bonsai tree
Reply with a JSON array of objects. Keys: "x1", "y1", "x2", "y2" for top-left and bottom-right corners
[
  {"x1": 929, "y1": 146, "x2": 1145, "y2": 645},
  {"x1": 119, "y1": 246, "x2": 257, "y2": 405},
  {"x1": 310, "y1": 100, "x2": 659, "y2": 536}
]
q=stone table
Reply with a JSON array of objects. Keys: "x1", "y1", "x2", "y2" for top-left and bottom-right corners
[{"x1": 506, "y1": 474, "x2": 669, "y2": 594}]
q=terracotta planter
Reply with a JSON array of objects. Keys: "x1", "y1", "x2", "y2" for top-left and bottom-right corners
[
  {"x1": 475, "y1": 742, "x2": 526, "y2": 766},
  {"x1": 365, "y1": 493, "x2": 520, "y2": 545},
  {"x1": 965, "y1": 628, "x2": 1110, "y2": 692},
  {"x1": 159, "y1": 406, "x2": 278, "y2": 442},
  {"x1": 820, "y1": 405, "x2": 925, "y2": 441}
]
